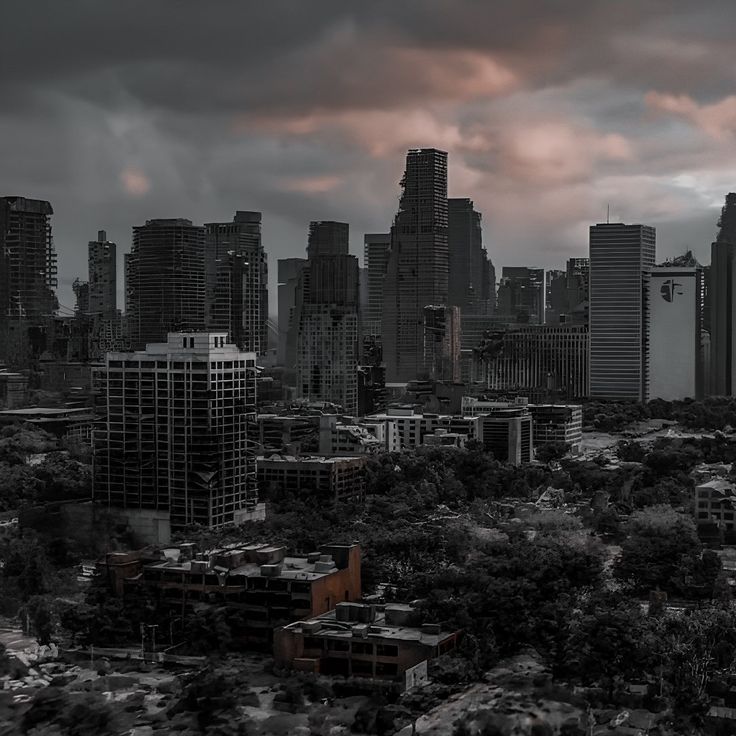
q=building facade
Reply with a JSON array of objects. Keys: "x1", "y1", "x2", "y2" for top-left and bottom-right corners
[
  {"x1": 382, "y1": 149, "x2": 449, "y2": 383},
  {"x1": 277, "y1": 258, "x2": 307, "y2": 369},
  {"x1": 296, "y1": 222, "x2": 360, "y2": 414},
  {"x1": 589, "y1": 223, "x2": 656, "y2": 401},
  {"x1": 88, "y1": 230, "x2": 122, "y2": 359},
  {"x1": 205, "y1": 211, "x2": 268, "y2": 355},
  {"x1": 710, "y1": 194, "x2": 736, "y2": 396},
  {"x1": 125, "y1": 219, "x2": 206, "y2": 350},
  {"x1": 423, "y1": 304, "x2": 460, "y2": 382},
  {"x1": 0, "y1": 197, "x2": 58, "y2": 367},
  {"x1": 647, "y1": 266, "x2": 702, "y2": 400},
  {"x1": 475, "y1": 325, "x2": 589, "y2": 399},
  {"x1": 528, "y1": 404, "x2": 583, "y2": 455},
  {"x1": 496, "y1": 266, "x2": 545, "y2": 324},
  {"x1": 477, "y1": 407, "x2": 533, "y2": 465},
  {"x1": 93, "y1": 332, "x2": 258, "y2": 530},
  {"x1": 363, "y1": 233, "x2": 390, "y2": 337}
]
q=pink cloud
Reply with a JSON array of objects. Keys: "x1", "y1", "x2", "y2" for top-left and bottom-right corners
[
  {"x1": 281, "y1": 174, "x2": 342, "y2": 193},
  {"x1": 120, "y1": 166, "x2": 151, "y2": 196},
  {"x1": 646, "y1": 91, "x2": 736, "y2": 139}
]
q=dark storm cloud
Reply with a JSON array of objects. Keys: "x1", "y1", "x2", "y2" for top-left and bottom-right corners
[{"x1": 1, "y1": 1, "x2": 735, "y2": 310}]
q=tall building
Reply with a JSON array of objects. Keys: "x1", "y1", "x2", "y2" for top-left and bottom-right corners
[
  {"x1": 448, "y1": 198, "x2": 494, "y2": 316},
  {"x1": 423, "y1": 304, "x2": 460, "y2": 382},
  {"x1": 0, "y1": 196, "x2": 57, "y2": 366},
  {"x1": 88, "y1": 230, "x2": 122, "y2": 359},
  {"x1": 125, "y1": 219, "x2": 206, "y2": 350},
  {"x1": 382, "y1": 148, "x2": 449, "y2": 383},
  {"x1": 710, "y1": 194, "x2": 736, "y2": 396},
  {"x1": 296, "y1": 222, "x2": 360, "y2": 414},
  {"x1": 277, "y1": 258, "x2": 306, "y2": 368},
  {"x1": 545, "y1": 269, "x2": 567, "y2": 324},
  {"x1": 589, "y1": 223, "x2": 656, "y2": 401},
  {"x1": 205, "y1": 212, "x2": 268, "y2": 355},
  {"x1": 93, "y1": 332, "x2": 259, "y2": 531},
  {"x1": 647, "y1": 266, "x2": 702, "y2": 400},
  {"x1": 496, "y1": 267, "x2": 545, "y2": 324},
  {"x1": 363, "y1": 233, "x2": 390, "y2": 337},
  {"x1": 565, "y1": 257, "x2": 590, "y2": 325}
]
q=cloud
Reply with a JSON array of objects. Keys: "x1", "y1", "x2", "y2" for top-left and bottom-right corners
[{"x1": 646, "y1": 91, "x2": 736, "y2": 139}]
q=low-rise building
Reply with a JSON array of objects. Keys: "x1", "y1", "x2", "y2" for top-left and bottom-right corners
[
  {"x1": 365, "y1": 407, "x2": 480, "y2": 450},
  {"x1": 423, "y1": 428, "x2": 467, "y2": 449},
  {"x1": 102, "y1": 541, "x2": 362, "y2": 649},
  {"x1": 274, "y1": 602, "x2": 460, "y2": 690},
  {"x1": 695, "y1": 479, "x2": 736, "y2": 533},
  {"x1": 0, "y1": 406, "x2": 95, "y2": 441},
  {"x1": 0, "y1": 370, "x2": 28, "y2": 408},
  {"x1": 477, "y1": 407, "x2": 533, "y2": 466},
  {"x1": 528, "y1": 404, "x2": 583, "y2": 455},
  {"x1": 257, "y1": 454, "x2": 367, "y2": 503}
]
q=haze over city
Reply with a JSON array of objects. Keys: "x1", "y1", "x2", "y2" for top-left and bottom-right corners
[{"x1": 3, "y1": 1, "x2": 736, "y2": 309}]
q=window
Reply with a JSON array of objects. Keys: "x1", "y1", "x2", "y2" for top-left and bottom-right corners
[
  {"x1": 376, "y1": 644, "x2": 398, "y2": 657},
  {"x1": 351, "y1": 641, "x2": 373, "y2": 655},
  {"x1": 327, "y1": 639, "x2": 349, "y2": 652},
  {"x1": 375, "y1": 662, "x2": 398, "y2": 676}
]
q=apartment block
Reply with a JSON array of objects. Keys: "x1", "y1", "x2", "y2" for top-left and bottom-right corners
[
  {"x1": 528, "y1": 404, "x2": 583, "y2": 455},
  {"x1": 274, "y1": 602, "x2": 459, "y2": 689},
  {"x1": 257, "y1": 454, "x2": 367, "y2": 504},
  {"x1": 103, "y1": 541, "x2": 361, "y2": 649},
  {"x1": 93, "y1": 332, "x2": 258, "y2": 531}
]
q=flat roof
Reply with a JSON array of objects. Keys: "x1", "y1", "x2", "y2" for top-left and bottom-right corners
[{"x1": 0, "y1": 407, "x2": 93, "y2": 417}]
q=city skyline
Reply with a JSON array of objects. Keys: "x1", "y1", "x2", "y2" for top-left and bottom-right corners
[{"x1": 3, "y1": 2, "x2": 736, "y2": 311}]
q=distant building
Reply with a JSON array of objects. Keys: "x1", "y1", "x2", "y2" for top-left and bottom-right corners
[
  {"x1": 0, "y1": 197, "x2": 58, "y2": 368},
  {"x1": 647, "y1": 266, "x2": 703, "y2": 400},
  {"x1": 296, "y1": 221, "x2": 360, "y2": 414},
  {"x1": 589, "y1": 223, "x2": 656, "y2": 401},
  {"x1": 0, "y1": 370, "x2": 28, "y2": 409},
  {"x1": 0, "y1": 406, "x2": 94, "y2": 442},
  {"x1": 496, "y1": 267, "x2": 545, "y2": 324},
  {"x1": 277, "y1": 258, "x2": 307, "y2": 369},
  {"x1": 447, "y1": 198, "x2": 494, "y2": 316},
  {"x1": 423, "y1": 305, "x2": 460, "y2": 382},
  {"x1": 363, "y1": 234, "x2": 390, "y2": 337},
  {"x1": 87, "y1": 230, "x2": 123, "y2": 359},
  {"x1": 257, "y1": 454, "x2": 367, "y2": 504},
  {"x1": 125, "y1": 219, "x2": 206, "y2": 350},
  {"x1": 528, "y1": 404, "x2": 583, "y2": 455},
  {"x1": 205, "y1": 211, "x2": 268, "y2": 355},
  {"x1": 93, "y1": 332, "x2": 259, "y2": 533},
  {"x1": 695, "y1": 479, "x2": 736, "y2": 535},
  {"x1": 383, "y1": 149, "x2": 449, "y2": 383},
  {"x1": 545, "y1": 269, "x2": 567, "y2": 324},
  {"x1": 103, "y1": 541, "x2": 362, "y2": 649},
  {"x1": 274, "y1": 602, "x2": 459, "y2": 689},
  {"x1": 477, "y1": 405, "x2": 533, "y2": 465},
  {"x1": 475, "y1": 325, "x2": 589, "y2": 400},
  {"x1": 710, "y1": 194, "x2": 736, "y2": 396}
]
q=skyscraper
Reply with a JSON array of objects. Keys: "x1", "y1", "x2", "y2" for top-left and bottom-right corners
[
  {"x1": 93, "y1": 332, "x2": 259, "y2": 532},
  {"x1": 277, "y1": 257, "x2": 306, "y2": 367},
  {"x1": 205, "y1": 211, "x2": 268, "y2": 355},
  {"x1": 589, "y1": 223, "x2": 656, "y2": 401},
  {"x1": 382, "y1": 148, "x2": 449, "y2": 383},
  {"x1": 448, "y1": 198, "x2": 494, "y2": 316},
  {"x1": 0, "y1": 196, "x2": 57, "y2": 367},
  {"x1": 125, "y1": 219, "x2": 206, "y2": 350},
  {"x1": 710, "y1": 194, "x2": 736, "y2": 396},
  {"x1": 363, "y1": 233, "x2": 390, "y2": 337},
  {"x1": 296, "y1": 221, "x2": 360, "y2": 413},
  {"x1": 88, "y1": 230, "x2": 122, "y2": 359}
]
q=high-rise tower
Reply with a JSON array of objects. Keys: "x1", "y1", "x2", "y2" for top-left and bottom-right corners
[
  {"x1": 363, "y1": 233, "x2": 390, "y2": 337},
  {"x1": 710, "y1": 193, "x2": 736, "y2": 395},
  {"x1": 382, "y1": 148, "x2": 449, "y2": 382},
  {"x1": 125, "y1": 219, "x2": 206, "y2": 350},
  {"x1": 205, "y1": 211, "x2": 268, "y2": 355},
  {"x1": 0, "y1": 196, "x2": 57, "y2": 366},
  {"x1": 589, "y1": 223, "x2": 656, "y2": 401},
  {"x1": 296, "y1": 222, "x2": 360, "y2": 413}
]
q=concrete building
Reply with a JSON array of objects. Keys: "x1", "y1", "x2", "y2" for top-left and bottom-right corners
[
  {"x1": 205, "y1": 212, "x2": 268, "y2": 355},
  {"x1": 363, "y1": 234, "x2": 390, "y2": 337},
  {"x1": 0, "y1": 370, "x2": 28, "y2": 409},
  {"x1": 93, "y1": 332, "x2": 259, "y2": 532},
  {"x1": 496, "y1": 267, "x2": 545, "y2": 324},
  {"x1": 277, "y1": 258, "x2": 307, "y2": 369},
  {"x1": 0, "y1": 197, "x2": 58, "y2": 368},
  {"x1": 296, "y1": 222, "x2": 360, "y2": 414},
  {"x1": 383, "y1": 149, "x2": 449, "y2": 383},
  {"x1": 257, "y1": 454, "x2": 367, "y2": 504},
  {"x1": 528, "y1": 404, "x2": 583, "y2": 455},
  {"x1": 87, "y1": 230, "x2": 123, "y2": 359},
  {"x1": 710, "y1": 194, "x2": 736, "y2": 396},
  {"x1": 447, "y1": 198, "x2": 494, "y2": 316},
  {"x1": 475, "y1": 325, "x2": 589, "y2": 400},
  {"x1": 365, "y1": 407, "x2": 480, "y2": 450},
  {"x1": 477, "y1": 406, "x2": 533, "y2": 465},
  {"x1": 695, "y1": 479, "x2": 736, "y2": 536},
  {"x1": 274, "y1": 602, "x2": 459, "y2": 689},
  {"x1": 0, "y1": 406, "x2": 95, "y2": 442},
  {"x1": 647, "y1": 266, "x2": 702, "y2": 400},
  {"x1": 423, "y1": 305, "x2": 460, "y2": 382},
  {"x1": 589, "y1": 223, "x2": 656, "y2": 401},
  {"x1": 125, "y1": 219, "x2": 206, "y2": 350},
  {"x1": 103, "y1": 541, "x2": 362, "y2": 649}
]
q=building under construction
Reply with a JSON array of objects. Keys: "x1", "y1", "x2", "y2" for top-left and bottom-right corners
[{"x1": 93, "y1": 332, "x2": 259, "y2": 531}]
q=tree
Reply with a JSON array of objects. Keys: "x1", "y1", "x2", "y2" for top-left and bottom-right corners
[
  {"x1": 535, "y1": 441, "x2": 571, "y2": 465},
  {"x1": 614, "y1": 505, "x2": 703, "y2": 595}
]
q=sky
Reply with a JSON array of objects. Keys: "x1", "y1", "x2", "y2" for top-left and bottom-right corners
[{"x1": 2, "y1": 1, "x2": 736, "y2": 315}]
